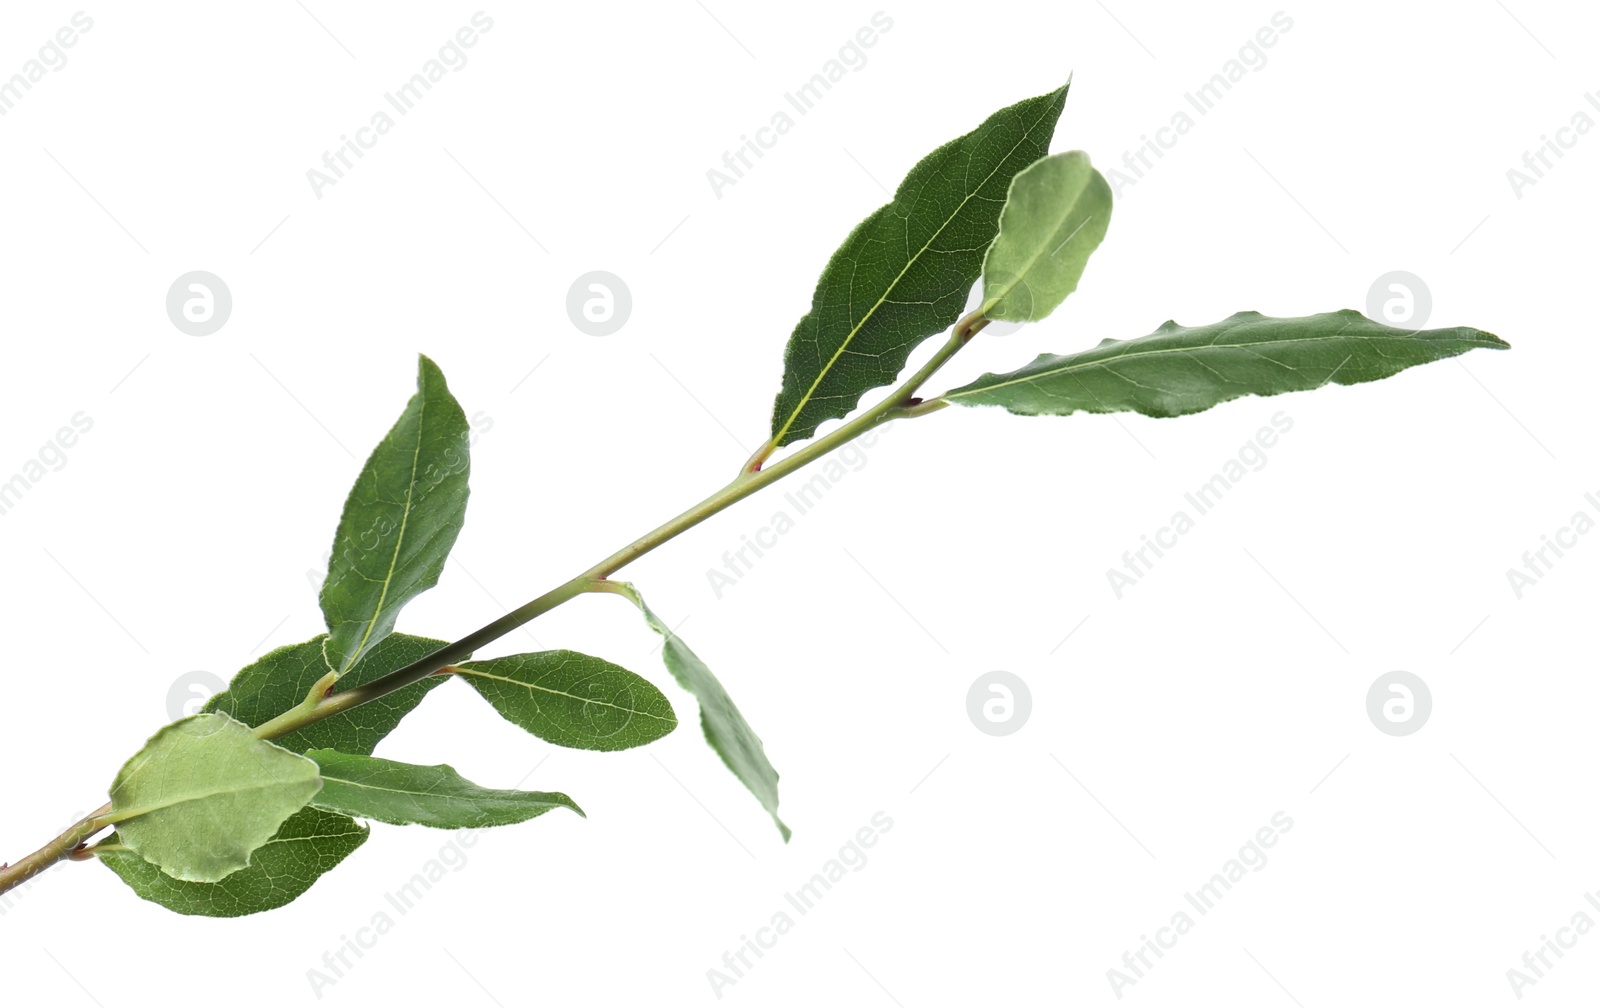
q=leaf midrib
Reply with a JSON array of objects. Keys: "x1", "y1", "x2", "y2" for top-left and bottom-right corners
[
  {"x1": 321, "y1": 774, "x2": 450, "y2": 799},
  {"x1": 105, "y1": 829, "x2": 357, "y2": 857},
  {"x1": 343, "y1": 394, "x2": 427, "y2": 673},
  {"x1": 113, "y1": 777, "x2": 317, "y2": 822},
  {"x1": 320, "y1": 773, "x2": 546, "y2": 803},
  {"x1": 459, "y1": 668, "x2": 674, "y2": 721},
  {"x1": 947, "y1": 322, "x2": 1492, "y2": 399}
]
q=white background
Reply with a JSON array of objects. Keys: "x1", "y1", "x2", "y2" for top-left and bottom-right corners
[{"x1": 0, "y1": 1, "x2": 1593, "y2": 1005}]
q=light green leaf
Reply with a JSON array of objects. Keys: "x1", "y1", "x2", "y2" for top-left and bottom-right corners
[
  {"x1": 623, "y1": 585, "x2": 788, "y2": 841},
  {"x1": 320, "y1": 354, "x2": 470, "y2": 677},
  {"x1": 100, "y1": 806, "x2": 368, "y2": 917},
  {"x1": 109, "y1": 713, "x2": 322, "y2": 883},
  {"x1": 458, "y1": 650, "x2": 677, "y2": 752},
  {"x1": 979, "y1": 151, "x2": 1112, "y2": 323},
  {"x1": 304, "y1": 749, "x2": 583, "y2": 828},
  {"x1": 769, "y1": 84, "x2": 1070, "y2": 447},
  {"x1": 205, "y1": 633, "x2": 451, "y2": 756},
  {"x1": 943, "y1": 310, "x2": 1510, "y2": 418}
]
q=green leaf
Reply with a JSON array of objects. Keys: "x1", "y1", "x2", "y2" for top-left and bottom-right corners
[
  {"x1": 320, "y1": 354, "x2": 470, "y2": 677},
  {"x1": 623, "y1": 586, "x2": 789, "y2": 840},
  {"x1": 979, "y1": 151, "x2": 1112, "y2": 323},
  {"x1": 943, "y1": 310, "x2": 1510, "y2": 418},
  {"x1": 768, "y1": 84, "x2": 1070, "y2": 447},
  {"x1": 458, "y1": 650, "x2": 677, "y2": 752},
  {"x1": 100, "y1": 806, "x2": 368, "y2": 918},
  {"x1": 109, "y1": 713, "x2": 322, "y2": 883},
  {"x1": 304, "y1": 750, "x2": 584, "y2": 828},
  {"x1": 206, "y1": 632, "x2": 451, "y2": 755}
]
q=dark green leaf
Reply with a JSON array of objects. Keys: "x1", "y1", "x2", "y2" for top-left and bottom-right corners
[
  {"x1": 109, "y1": 713, "x2": 322, "y2": 882},
  {"x1": 206, "y1": 633, "x2": 451, "y2": 755},
  {"x1": 101, "y1": 806, "x2": 368, "y2": 917},
  {"x1": 943, "y1": 310, "x2": 1509, "y2": 418},
  {"x1": 625, "y1": 586, "x2": 789, "y2": 841},
  {"x1": 320, "y1": 355, "x2": 470, "y2": 676},
  {"x1": 305, "y1": 749, "x2": 583, "y2": 828},
  {"x1": 769, "y1": 84, "x2": 1069, "y2": 447},
  {"x1": 458, "y1": 650, "x2": 677, "y2": 752}
]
